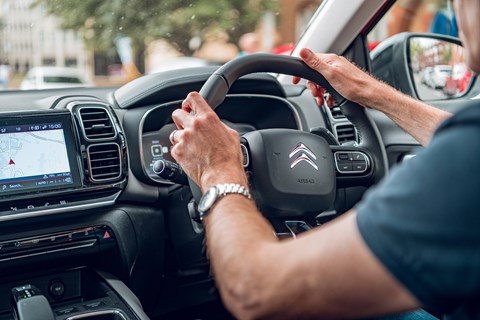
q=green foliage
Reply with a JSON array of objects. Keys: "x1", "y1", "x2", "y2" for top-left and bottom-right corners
[{"x1": 35, "y1": 0, "x2": 278, "y2": 54}]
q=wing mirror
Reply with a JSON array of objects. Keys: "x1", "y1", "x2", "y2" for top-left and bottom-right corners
[{"x1": 371, "y1": 33, "x2": 474, "y2": 101}]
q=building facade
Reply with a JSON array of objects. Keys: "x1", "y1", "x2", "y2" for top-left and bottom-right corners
[{"x1": 0, "y1": 0, "x2": 89, "y2": 75}]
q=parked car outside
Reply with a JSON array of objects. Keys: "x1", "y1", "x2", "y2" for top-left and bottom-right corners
[
  {"x1": 420, "y1": 66, "x2": 434, "y2": 87},
  {"x1": 20, "y1": 67, "x2": 91, "y2": 90},
  {"x1": 430, "y1": 64, "x2": 452, "y2": 89}
]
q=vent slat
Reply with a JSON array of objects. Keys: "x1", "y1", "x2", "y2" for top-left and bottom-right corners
[
  {"x1": 80, "y1": 107, "x2": 115, "y2": 140},
  {"x1": 336, "y1": 124, "x2": 357, "y2": 144},
  {"x1": 88, "y1": 143, "x2": 121, "y2": 182},
  {"x1": 91, "y1": 157, "x2": 120, "y2": 162}
]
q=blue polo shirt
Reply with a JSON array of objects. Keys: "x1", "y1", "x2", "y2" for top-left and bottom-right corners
[{"x1": 356, "y1": 106, "x2": 480, "y2": 319}]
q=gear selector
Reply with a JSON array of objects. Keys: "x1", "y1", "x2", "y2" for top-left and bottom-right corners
[{"x1": 11, "y1": 284, "x2": 55, "y2": 320}]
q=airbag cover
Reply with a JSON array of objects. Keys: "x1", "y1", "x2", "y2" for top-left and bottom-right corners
[{"x1": 244, "y1": 129, "x2": 335, "y2": 217}]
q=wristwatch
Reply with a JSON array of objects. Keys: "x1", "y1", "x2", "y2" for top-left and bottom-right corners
[{"x1": 198, "y1": 183, "x2": 251, "y2": 220}]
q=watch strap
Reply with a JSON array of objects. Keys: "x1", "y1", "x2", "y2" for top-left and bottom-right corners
[
  {"x1": 199, "y1": 183, "x2": 251, "y2": 221},
  {"x1": 215, "y1": 183, "x2": 251, "y2": 199}
]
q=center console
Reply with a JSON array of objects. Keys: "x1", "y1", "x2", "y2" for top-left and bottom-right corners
[
  {"x1": 0, "y1": 268, "x2": 149, "y2": 320},
  {"x1": 0, "y1": 103, "x2": 152, "y2": 319}
]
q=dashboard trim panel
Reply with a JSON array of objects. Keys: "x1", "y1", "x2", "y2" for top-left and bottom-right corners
[{"x1": 0, "y1": 197, "x2": 117, "y2": 222}]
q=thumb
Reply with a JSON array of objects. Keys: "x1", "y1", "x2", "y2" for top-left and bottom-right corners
[{"x1": 299, "y1": 48, "x2": 324, "y2": 71}]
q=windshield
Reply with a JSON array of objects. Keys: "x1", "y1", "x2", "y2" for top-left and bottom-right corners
[{"x1": 0, "y1": 0, "x2": 325, "y2": 91}]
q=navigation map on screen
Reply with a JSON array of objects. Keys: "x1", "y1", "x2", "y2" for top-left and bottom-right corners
[{"x1": 0, "y1": 122, "x2": 74, "y2": 194}]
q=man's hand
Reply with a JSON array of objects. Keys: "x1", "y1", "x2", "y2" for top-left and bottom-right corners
[
  {"x1": 292, "y1": 48, "x2": 383, "y2": 107},
  {"x1": 293, "y1": 48, "x2": 451, "y2": 145},
  {"x1": 170, "y1": 92, "x2": 248, "y2": 191}
]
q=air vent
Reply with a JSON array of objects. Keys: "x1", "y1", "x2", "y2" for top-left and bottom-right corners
[
  {"x1": 79, "y1": 107, "x2": 116, "y2": 140},
  {"x1": 87, "y1": 143, "x2": 121, "y2": 181},
  {"x1": 335, "y1": 124, "x2": 357, "y2": 144},
  {"x1": 330, "y1": 107, "x2": 345, "y2": 119}
]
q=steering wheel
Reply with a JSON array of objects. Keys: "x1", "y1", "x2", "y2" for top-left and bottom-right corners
[{"x1": 195, "y1": 53, "x2": 388, "y2": 218}]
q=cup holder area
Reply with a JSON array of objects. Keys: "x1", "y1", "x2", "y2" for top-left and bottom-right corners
[{"x1": 66, "y1": 309, "x2": 127, "y2": 320}]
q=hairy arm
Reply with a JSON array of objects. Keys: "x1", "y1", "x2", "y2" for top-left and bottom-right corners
[
  {"x1": 361, "y1": 80, "x2": 451, "y2": 146},
  {"x1": 204, "y1": 202, "x2": 420, "y2": 319},
  {"x1": 294, "y1": 48, "x2": 451, "y2": 146}
]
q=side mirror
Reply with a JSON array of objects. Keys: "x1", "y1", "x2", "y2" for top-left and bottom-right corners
[{"x1": 371, "y1": 33, "x2": 474, "y2": 101}]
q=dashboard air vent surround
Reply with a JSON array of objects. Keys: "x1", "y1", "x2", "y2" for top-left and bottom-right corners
[
  {"x1": 79, "y1": 107, "x2": 116, "y2": 140},
  {"x1": 335, "y1": 124, "x2": 357, "y2": 144},
  {"x1": 330, "y1": 107, "x2": 346, "y2": 119},
  {"x1": 87, "y1": 143, "x2": 122, "y2": 182}
]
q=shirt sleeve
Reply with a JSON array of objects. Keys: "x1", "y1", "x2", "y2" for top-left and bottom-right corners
[{"x1": 356, "y1": 110, "x2": 480, "y2": 314}]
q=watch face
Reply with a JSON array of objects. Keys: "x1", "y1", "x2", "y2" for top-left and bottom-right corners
[{"x1": 198, "y1": 187, "x2": 218, "y2": 213}]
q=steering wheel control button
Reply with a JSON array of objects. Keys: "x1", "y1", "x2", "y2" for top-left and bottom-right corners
[
  {"x1": 335, "y1": 151, "x2": 369, "y2": 174},
  {"x1": 336, "y1": 153, "x2": 350, "y2": 161},
  {"x1": 338, "y1": 163, "x2": 353, "y2": 172},
  {"x1": 241, "y1": 144, "x2": 250, "y2": 168},
  {"x1": 353, "y1": 162, "x2": 367, "y2": 172},
  {"x1": 352, "y1": 153, "x2": 366, "y2": 161}
]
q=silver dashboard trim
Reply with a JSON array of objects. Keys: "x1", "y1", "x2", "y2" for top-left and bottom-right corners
[
  {"x1": 0, "y1": 199, "x2": 117, "y2": 222},
  {"x1": 0, "y1": 240, "x2": 98, "y2": 262},
  {"x1": 86, "y1": 142, "x2": 123, "y2": 182},
  {"x1": 68, "y1": 102, "x2": 119, "y2": 143},
  {"x1": 66, "y1": 309, "x2": 127, "y2": 320}
]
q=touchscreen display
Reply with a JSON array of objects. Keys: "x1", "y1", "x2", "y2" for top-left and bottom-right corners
[{"x1": 0, "y1": 121, "x2": 75, "y2": 194}]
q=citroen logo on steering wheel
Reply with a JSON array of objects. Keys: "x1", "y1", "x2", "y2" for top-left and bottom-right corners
[{"x1": 289, "y1": 143, "x2": 318, "y2": 170}]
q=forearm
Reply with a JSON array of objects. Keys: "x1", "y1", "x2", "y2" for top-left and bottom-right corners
[
  {"x1": 204, "y1": 195, "x2": 279, "y2": 318},
  {"x1": 362, "y1": 81, "x2": 451, "y2": 145},
  {"x1": 205, "y1": 208, "x2": 419, "y2": 319}
]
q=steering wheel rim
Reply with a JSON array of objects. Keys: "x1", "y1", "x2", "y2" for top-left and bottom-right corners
[
  {"x1": 192, "y1": 53, "x2": 389, "y2": 216},
  {"x1": 200, "y1": 53, "x2": 345, "y2": 109}
]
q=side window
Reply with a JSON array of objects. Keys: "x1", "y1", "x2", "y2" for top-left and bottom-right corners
[
  {"x1": 368, "y1": 0, "x2": 457, "y2": 50},
  {"x1": 367, "y1": 0, "x2": 472, "y2": 101}
]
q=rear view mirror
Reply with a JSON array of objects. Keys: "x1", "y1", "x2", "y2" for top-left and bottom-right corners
[{"x1": 409, "y1": 37, "x2": 472, "y2": 100}]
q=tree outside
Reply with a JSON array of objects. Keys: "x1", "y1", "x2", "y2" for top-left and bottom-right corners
[{"x1": 37, "y1": 0, "x2": 278, "y2": 74}]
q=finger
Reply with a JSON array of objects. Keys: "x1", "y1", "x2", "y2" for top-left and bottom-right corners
[
  {"x1": 292, "y1": 76, "x2": 301, "y2": 85},
  {"x1": 172, "y1": 109, "x2": 193, "y2": 130},
  {"x1": 317, "y1": 85, "x2": 326, "y2": 97},
  {"x1": 306, "y1": 81, "x2": 319, "y2": 97},
  {"x1": 326, "y1": 94, "x2": 335, "y2": 108},
  {"x1": 183, "y1": 91, "x2": 212, "y2": 115}
]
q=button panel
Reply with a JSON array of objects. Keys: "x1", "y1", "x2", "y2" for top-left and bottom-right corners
[
  {"x1": 0, "y1": 226, "x2": 115, "y2": 263},
  {"x1": 334, "y1": 151, "x2": 369, "y2": 174}
]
